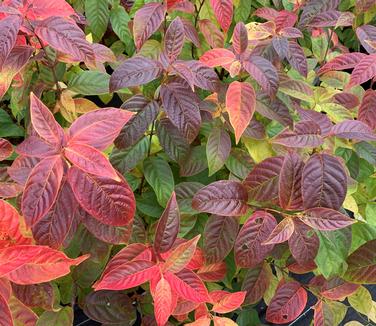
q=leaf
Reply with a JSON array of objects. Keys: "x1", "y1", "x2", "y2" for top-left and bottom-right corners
[
  {"x1": 348, "y1": 286, "x2": 373, "y2": 316},
  {"x1": 344, "y1": 239, "x2": 376, "y2": 283},
  {"x1": 154, "y1": 192, "x2": 180, "y2": 254},
  {"x1": 266, "y1": 281, "x2": 307, "y2": 324},
  {"x1": 287, "y1": 41, "x2": 308, "y2": 77},
  {"x1": 0, "y1": 293, "x2": 12, "y2": 325},
  {"x1": 182, "y1": 18, "x2": 200, "y2": 47},
  {"x1": 36, "y1": 306, "x2": 73, "y2": 326},
  {"x1": 206, "y1": 128, "x2": 231, "y2": 176},
  {"x1": 152, "y1": 277, "x2": 173, "y2": 326},
  {"x1": 209, "y1": 0, "x2": 233, "y2": 31},
  {"x1": 298, "y1": 0, "x2": 340, "y2": 27},
  {"x1": 279, "y1": 79, "x2": 314, "y2": 102},
  {"x1": 110, "y1": 5, "x2": 132, "y2": 45},
  {"x1": 184, "y1": 60, "x2": 220, "y2": 92},
  {"x1": 32, "y1": 179, "x2": 79, "y2": 249},
  {"x1": 256, "y1": 97, "x2": 293, "y2": 128},
  {"x1": 320, "y1": 277, "x2": 359, "y2": 300},
  {"x1": 64, "y1": 143, "x2": 119, "y2": 180},
  {"x1": 30, "y1": 93, "x2": 64, "y2": 147},
  {"x1": 68, "y1": 108, "x2": 134, "y2": 151},
  {"x1": 68, "y1": 71, "x2": 110, "y2": 95},
  {"x1": 330, "y1": 120, "x2": 376, "y2": 141},
  {"x1": 84, "y1": 290, "x2": 136, "y2": 324},
  {"x1": 163, "y1": 236, "x2": 200, "y2": 273},
  {"x1": 242, "y1": 264, "x2": 270, "y2": 304},
  {"x1": 85, "y1": 0, "x2": 109, "y2": 41},
  {"x1": 94, "y1": 260, "x2": 157, "y2": 290},
  {"x1": 359, "y1": 89, "x2": 376, "y2": 130},
  {"x1": 67, "y1": 166, "x2": 135, "y2": 226},
  {"x1": 115, "y1": 100, "x2": 159, "y2": 149},
  {"x1": 300, "y1": 208, "x2": 355, "y2": 231},
  {"x1": 199, "y1": 48, "x2": 235, "y2": 67},
  {"x1": 164, "y1": 17, "x2": 185, "y2": 63},
  {"x1": 0, "y1": 15, "x2": 22, "y2": 71},
  {"x1": 164, "y1": 269, "x2": 210, "y2": 303},
  {"x1": 0, "y1": 245, "x2": 88, "y2": 284},
  {"x1": 204, "y1": 215, "x2": 238, "y2": 264},
  {"x1": 296, "y1": 107, "x2": 332, "y2": 136},
  {"x1": 318, "y1": 52, "x2": 367, "y2": 75},
  {"x1": 0, "y1": 138, "x2": 12, "y2": 161},
  {"x1": 243, "y1": 56, "x2": 279, "y2": 96},
  {"x1": 233, "y1": 22, "x2": 248, "y2": 55},
  {"x1": 133, "y1": 2, "x2": 166, "y2": 50},
  {"x1": 226, "y1": 81, "x2": 256, "y2": 143},
  {"x1": 289, "y1": 219, "x2": 319, "y2": 265},
  {"x1": 272, "y1": 36, "x2": 289, "y2": 59},
  {"x1": 21, "y1": 155, "x2": 64, "y2": 227},
  {"x1": 197, "y1": 262, "x2": 226, "y2": 282},
  {"x1": 109, "y1": 56, "x2": 163, "y2": 92},
  {"x1": 234, "y1": 211, "x2": 277, "y2": 268},
  {"x1": 356, "y1": 25, "x2": 376, "y2": 54},
  {"x1": 211, "y1": 290, "x2": 246, "y2": 313},
  {"x1": 192, "y1": 180, "x2": 248, "y2": 216},
  {"x1": 160, "y1": 81, "x2": 201, "y2": 143},
  {"x1": 349, "y1": 54, "x2": 376, "y2": 86},
  {"x1": 198, "y1": 19, "x2": 224, "y2": 48},
  {"x1": 279, "y1": 152, "x2": 304, "y2": 210},
  {"x1": 263, "y1": 217, "x2": 295, "y2": 245},
  {"x1": 213, "y1": 317, "x2": 238, "y2": 326},
  {"x1": 12, "y1": 282, "x2": 55, "y2": 311},
  {"x1": 143, "y1": 156, "x2": 175, "y2": 207},
  {"x1": 243, "y1": 156, "x2": 284, "y2": 202},
  {"x1": 7, "y1": 156, "x2": 39, "y2": 186},
  {"x1": 302, "y1": 153, "x2": 347, "y2": 210},
  {"x1": 16, "y1": 136, "x2": 59, "y2": 159},
  {"x1": 35, "y1": 17, "x2": 94, "y2": 62}
]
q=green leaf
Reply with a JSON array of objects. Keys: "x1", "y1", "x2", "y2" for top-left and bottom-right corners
[
  {"x1": 348, "y1": 286, "x2": 373, "y2": 316},
  {"x1": 366, "y1": 203, "x2": 376, "y2": 226},
  {"x1": 354, "y1": 142, "x2": 376, "y2": 165},
  {"x1": 234, "y1": 0, "x2": 252, "y2": 23},
  {"x1": 0, "y1": 109, "x2": 24, "y2": 137},
  {"x1": 36, "y1": 307, "x2": 73, "y2": 326},
  {"x1": 143, "y1": 156, "x2": 174, "y2": 207},
  {"x1": 315, "y1": 228, "x2": 351, "y2": 278},
  {"x1": 68, "y1": 71, "x2": 110, "y2": 95},
  {"x1": 110, "y1": 6, "x2": 134, "y2": 53},
  {"x1": 351, "y1": 223, "x2": 376, "y2": 253},
  {"x1": 236, "y1": 309, "x2": 261, "y2": 326},
  {"x1": 136, "y1": 191, "x2": 164, "y2": 218},
  {"x1": 85, "y1": 0, "x2": 110, "y2": 41}
]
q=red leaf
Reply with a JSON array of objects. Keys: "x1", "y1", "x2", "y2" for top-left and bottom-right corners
[
  {"x1": 198, "y1": 19, "x2": 224, "y2": 48},
  {"x1": 64, "y1": 143, "x2": 119, "y2": 180},
  {"x1": 109, "y1": 57, "x2": 163, "y2": 92},
  {"x1": 275, "y1": 10, "x2": 297, "y2": 30},
  {"x1": 163, "y1": 235, "x2": 200, "y2": 273},
  {"x1": 234, "y1": 211, "x2": 277, "y2": 268},
  {"x1": 359, "y1": 89, "x2": 376, "y2": 129},
  {"x1": 15, "y1": 136, "x2": 58, "y2": 158},
  {"x1": 263, "y1": 217, "x2": 295, "y2": 245},
  {"x1": 226, "y1": 81, "x2": 256, "y2": 143},
  {"x1": 67, "y1": 166, "x2": 135, "y2": 226},
  {"x1": 318, "y1": 52, "x2": 367, "y2": 75},
  {"x1": 266, "y1": 281, "x2": 307, "y2": 324},
  {"x1": 300, "y1": 207, "x2": 355, "y2": 231},
  {"x1": 25, "y1": 0, "x2": 76, "y2": 20},
  {"x1": 35, "y1": 17, "x2": 94, "y2": 62},
  {"x1": 330, "y1": 119, "x2": 376, "y2": 141},
  {"x1": 0, "y1": 293, "x2": 12, "y2": 326},
  {"x1": 164, "y1": 17, "x2": 185, "y2": 63},
  {"x1": 0, "y1": 278, "x2": 11, "y2": 302},
  {"x1": 203, "y1": 215, "x2": 238, "y2": 264},
  {"x1": 0, "y1": 245, "x2": 88, "y2": 284},
  {"x1": 197, "y1": 262, "x2": 226, "y2": 282},
  {"x1": 232, "y1": 22, "x2": 248, "y2": 55},
  {"x1": 243, "y1": 156, "x2": 284, "y2": 202},
  {"x1": 349, "y1": 54, "x2": 376, "y2": 86},
  {"x1": 320, "y1": 277, "x2": 359, "y2": 300},
  {"x1": 21, "y1": 155, "x2": 64, "y2": 227},
  {"x1": 199, "y1": 48, "x2": 235, "y2": 68},
  {"x1": 209, "y1": 0, "x2": 233, "y2": 31},
  {"x1": 0, "y1": 138, "x2": 12, "y2": 161},
  {"x1": 288, "y1": 219, "x2": 319, "y2": 265},
  {"x1": 164, "y1": 269, "x2": 210, "y2": 303},
  {"x1": 279, "y1": 152, "x2": 304, "y2": 210},
  {"x1": 241, "y1": 264, "x2": 270, "y2": 304},
  {"x1": 192, "y1": 180, "x2": 248, "y2": 216},
  {"x1": 211, "y1": 290, "x2": 246, "y2": 313},
  {"x1": 243, "y1": 56, "x2": 279, "y2": 96},
  {"x1": 0, "y1": 15, "x2": 22, "y2": 70},
  {"x1": 30, "y1": 93, "x2": 64, "y2": 147},
  {"x1": 152, "y1": 276, "x2": 173, "y2": 326},
  {"x1": 133, "y1": 2, "x2": 166, "y2": 50},
  {"x1": 186, "y1": 317, "x2": 211, "y2": 326},
  {"x1": 68, "y1": 108, "x2": 134, "y2": 151},
  {"x1": 94, "y1": 260, "x2": 157, "y2": 290},
  {"x1": 32, "y1": 180, "x2": 80, "y2": 249},
  {"x1": 7, "y1": 156, "x2": 40, "y2": 186},
  {"x1": 302, "y1": 153, "x2": 347, "y2": 210},
  {"x1": 154, "y1": 192, "x2": 180, "y2": 254},
  {"x1": 160, "y1": 81, "x2": 201, "y2": 143}
]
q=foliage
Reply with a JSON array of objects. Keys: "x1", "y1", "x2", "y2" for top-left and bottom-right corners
[{"x1": 0, "y1": 0, "x2": 376, "y2": 325}]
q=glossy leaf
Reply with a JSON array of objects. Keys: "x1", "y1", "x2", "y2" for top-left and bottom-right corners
[
  {"x1": 153, "y1": 276, "x2": 173, "y2": 326},
  {"x1": 233, "y1": 22, "x2": 248, "y2": 55},
  {"x1": 211, "y1": 290, "x2": 246, "y2": 313},
  {"x1": 349, "y1": 54, "x2": 376, "y2": 87},
  {"x1": 263, "y1": 217, "x2": 295, "y2": 245},
  {"x1": 0, "y1": 138, "x2": 12, "y2": 161},
  {"x1": 206, "y1": 128, "x2": 231, "y2": 176},
  {"x1": 209, "y1": 0, "x2": 233, "y2": 31},
  {"x1": 359, "y1": 89, "x2": 376, "y2": 130},
  {"x1": 242, "y1": 264, "x2": 270, "y2": 304},
  {"x1": 318, "y1": 52, "x2": 367, "y2": 75},
  {"x1": 300, "y1": 208, "x2": 355, "y2": 231},
  {"x1": 330, "y1": 120, "x2": 376, "y2": 141},
  {"x1": 200, "y1": 48, "x2": 235, "y2": 67},
  {"x1": 164, "y1": 17, "x2": 185, "y2": 63},
  {"x1": 0, "y1": 15, "x2": 22, "y2": 70}
]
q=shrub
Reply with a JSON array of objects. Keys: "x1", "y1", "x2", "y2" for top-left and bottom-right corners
[{"x1": 0, "y1": 0, "x2": 376, "y2": 325}]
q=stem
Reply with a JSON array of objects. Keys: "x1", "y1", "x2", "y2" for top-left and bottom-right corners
[
  {"x1": 191, "y1": 0, "x2": 205, "y2": 59},
  {"x1": 322, "y1": 28, "x2": 334, "y2": 63}
]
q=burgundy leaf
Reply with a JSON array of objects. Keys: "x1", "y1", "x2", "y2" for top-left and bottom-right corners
[
  {"x1": 287, "y1": 41, "x2": 308, "y2": 77},
  {"x1": 302, "y1": 153, "x2": 347, "y2": 210},
  {"x1": 279, "y1": 152, "x2": 304, "y2": 210},
  {"x1": 172, "y1": 61, "x2": 196, "y2": 91},
  {"x1": 67, "y1": 167, "x2": 135, "y2": 226},
  {"x1": 279, "y1": 27, "x2": 303, "y2": 38},
  {"x1": 21, "y1": 155, "x2": 64, "y2": 227},
  {"x1": 272, "y1": 36, "x2": 289, "y2": 59},
  {"x1": 241, "y1": 264, "x2": 270, "y2": 304},
  {"x1": 164, "y1": 17, "x2": 185, "y2": 63},
  {"x1": 329, "y1": 120, "x2": 376, "y2": 141},
  {"x1": 234, "y1": 211, "x2": 277, "y2": 268},
  {"x1": 356, "y1": 24, "x2": 376, "y2": 54},
  {"x1": 0, "y1": 138, "x2": 12, "y2": 161},
  {"x1": 7, "y1": 156, "x2": 40, "y2": 186},
  {"x1": 318, "y1": 52, "x2": 367, "y2": 75},
  {"x1": 296, "y1": 108, "x2": 332, "y2": 136},
  {"x1": 263, "y1": 217, "x2": 295, "y2": 245},
  {"x1": 243, "y1": 156, "x2": 284, "y2": 202},
  {"x1": 182, "y1": 18, "x2": 200, "y2": 47},
  {"x1": 16, "y1": 136, "x2": 58, "y2": 158},
  {"x1": 0, "y1": 15, "x2": 22, "y2": 70},
  {"x1": 232, "y1": 22, "x2": 248, "y2": 55},
  {"x1": 192, "y1": 180, "x2": 248, "y2": 216},
  {"x1": 349, "y1": 54, "x2": 376, "y2": 87},
  {"x1": 359, "y1": 89, "x2": 376, "y2": 129},
  {"x1": 320, "y1": 277, "x2": 359, "y2": 300},
  {"x1": 256, "y1": 97, "x2": 293, "y2": 128},
  {"x1": 184, "y1": 60, "x2": 220, "y2": 92},
  {"x1": 109, "y1": 56, "x2": 163, "y2": 92},
  {"x1": 206, "y1": 127, "x2": 231, "y2": 176},
  {"x1": 333, "y1": 92, "x2": 360, "y2": 110}
]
